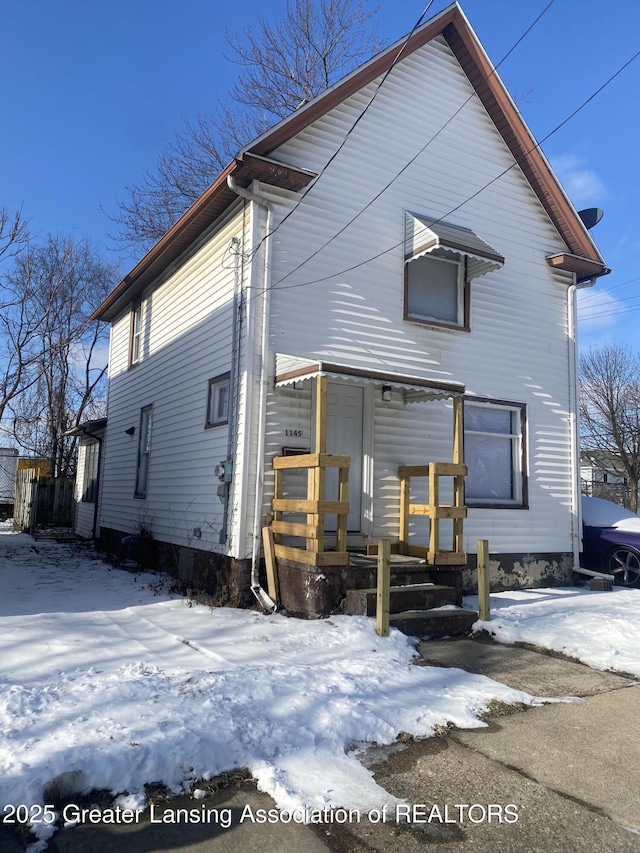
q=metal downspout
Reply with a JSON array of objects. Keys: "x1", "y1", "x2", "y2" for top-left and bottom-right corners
[
  {"x1": 219, "y1": 233, "x2": 244, "y2": 545},
  {"x1": 227, "y1": 175, "x2": 276, "y2": 612},
  {"x1": 568, "y1": 277, "x2": 596, "y2": 573}
]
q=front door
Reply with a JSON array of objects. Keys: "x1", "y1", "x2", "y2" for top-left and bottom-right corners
[{"x1": 326, "y1": 382, "x2": 363, "y2": 532}]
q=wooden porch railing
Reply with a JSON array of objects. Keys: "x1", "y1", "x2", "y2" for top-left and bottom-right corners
[
  {"x1": 398, "y1": 461, "x2": 467, "y2": 565},
  {"x1": 272, "y1": 452, "x2": 350, "y2": 566}
]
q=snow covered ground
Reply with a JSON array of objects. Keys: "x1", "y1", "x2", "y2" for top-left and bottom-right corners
[
  {"x1": 468, "y1": 585, "x2": 640, "y2": 678},
  {"x1": 1, "y1": 521, "x2": 638, "y2": 849}
]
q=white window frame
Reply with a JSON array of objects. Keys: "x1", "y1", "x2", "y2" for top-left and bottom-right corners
[
  {"x1": 404, "y1": 252, "x2": 467, "y2": 329},
  {"x1": 464, "y1": 399, "x2": 527, "y2": 508},
  {"x1": 129, "y1": 302, "x2": 142, "y2": 367},
  {"x1": 135, "y1": 404, "x2": 153, "y2": 498},
  {"x1": 206, "y1": 373, "x2": 231, "y2": 428}
]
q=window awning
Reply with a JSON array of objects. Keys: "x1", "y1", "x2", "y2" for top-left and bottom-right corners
[
  {"x1": 275, "y1": 354, "x2": 465, "y2": 402},
  {"x1": 405, "y1": 212, "x2": 504, "y2": 280}
]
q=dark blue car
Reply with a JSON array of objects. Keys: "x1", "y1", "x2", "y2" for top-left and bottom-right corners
[{"x1": 582, "y1": 496, "x2": 640, "y2": 588}]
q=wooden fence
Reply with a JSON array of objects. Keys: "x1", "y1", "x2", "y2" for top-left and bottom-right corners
[{"x1": 14, "y1": 471, "x2": 75, "y2": 532}]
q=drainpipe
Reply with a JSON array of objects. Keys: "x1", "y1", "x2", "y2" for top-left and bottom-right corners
[
  {"x1": 219, "y1": 235, "x2": 243, "y2": 545},
  {"x1": 568, "y1": 276, "x2": 596, "y2": 573},
  {"x1": 227, "y1": 175, "x2": 276, "y2": 612}
]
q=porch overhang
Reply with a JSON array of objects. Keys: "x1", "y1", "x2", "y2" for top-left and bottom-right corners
[
  {"x1": 405, "y1": 212, "x2": 504, "y2": 280},
  {"x1": 274, "y1": 354, "x2": 465, "y2": 402}
]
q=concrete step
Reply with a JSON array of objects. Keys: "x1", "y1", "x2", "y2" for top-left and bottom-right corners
[
  {"x1": 344, "y1": 583, "x2": 459, "y2": 617},
  {"x1": 390, "y1": 608, "x2": 478, "y2": 639}
]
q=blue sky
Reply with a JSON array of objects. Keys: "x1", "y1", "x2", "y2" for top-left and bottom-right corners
[{"x1": 2, "y1": 0, "x2": 639, "y2": 350}]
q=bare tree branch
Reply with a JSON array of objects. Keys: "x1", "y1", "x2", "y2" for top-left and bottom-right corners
[
  {"x1": 5, "y1": 236, "x2": 116, "y2": 475},
  {"x1": 580, "y1": 343, "x2": 640, "y2": 512},
  {"x1": 107, "y1": 0, "x2": 379, "y2": 254}
]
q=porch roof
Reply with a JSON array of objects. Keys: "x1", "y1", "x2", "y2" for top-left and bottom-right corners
[{"x1": 274, "y1": 354, "x2": 465, "y2": 401}]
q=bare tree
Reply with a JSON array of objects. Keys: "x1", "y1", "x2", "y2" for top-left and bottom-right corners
[
  {"x1": 109, "y1": 0, "x2": 379, "y2": 252},
  {"x1": 579, "y1": 344, "x2": 640, "y2": 513},
  {"x1": 0, "y1": 207, "x2": 28, "y2": 261},
  {"x1": 0, "y1": 212, "x2": 41, "y2": 430},
  {"x1": 6, "y1": 236, "x2": 116, "y2": 476}
]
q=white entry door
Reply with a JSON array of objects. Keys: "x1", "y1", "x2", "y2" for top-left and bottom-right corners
[{"x1": 326, "y1": 382, "x2": 364, "y2": 532}]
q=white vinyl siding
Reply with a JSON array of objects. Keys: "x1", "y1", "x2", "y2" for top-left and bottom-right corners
[
  {"x1": 73, "y1": 442, "x2": 98, "y2": 539},
  {"x1": 258, "y1": 33, "x2": 576, "y2": 557},
  {"x1": 100, "y1": 203, "x2": 250, "y2": 553}
]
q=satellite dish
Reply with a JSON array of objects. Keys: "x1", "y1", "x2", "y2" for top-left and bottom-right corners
[{"x1": 578, "y1": 208, "x2": 604, "y2": 230}]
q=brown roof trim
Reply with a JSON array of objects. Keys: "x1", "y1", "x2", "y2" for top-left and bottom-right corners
[
  {"x1": 546, "y1": 253, "x2": 610, "y2": 282},
  {"x1": 276, "y1": 361, "x2": 465, "y2": 395},
  {"x1": 96, "y1": 3, "x2": 607, "y2": 322},
  {"x1": 248, "y1": 4, "x2": 605, "y2": 271},
  {"x1": 92, "y1": 155, "x2": 316, "y2": 321}
]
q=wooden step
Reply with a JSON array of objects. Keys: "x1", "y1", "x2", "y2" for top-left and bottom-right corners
[
  {"x1": 347, "y1": 566, "x2": 464, "y2": 600},
  {"x1": 344, "y1": 583, "x2": 458, "y2": 617},
  {"x1": 390, "y1": 608, "x2": 478, "y2": 639}
]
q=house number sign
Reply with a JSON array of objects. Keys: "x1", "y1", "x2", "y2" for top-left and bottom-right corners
[{"x1": 285, "y1": 429, "x2": 304, "y2": 437}]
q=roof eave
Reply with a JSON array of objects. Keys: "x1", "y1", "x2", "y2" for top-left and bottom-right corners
[{"x1": 92, "y1": 154, "x2": 316, "y2": 321}]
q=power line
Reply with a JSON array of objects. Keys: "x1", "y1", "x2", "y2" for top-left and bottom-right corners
[
  {"x1": 244, "y1": 1, "x2": 437, "y2": 264},
  {"x1": 580, "y1": 293, "x2": 640, "y2": 319},
  {"x1": 266, "y1": 43, "x2": 640, "y2": 295},
  {"x1": 270, "y1": 0, "x2": 557, "y2": 289},
  {"x1": 579, "y1": 273, "x2": 640, "y2": 304}
]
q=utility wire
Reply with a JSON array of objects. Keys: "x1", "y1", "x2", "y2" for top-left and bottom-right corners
[
  {"x1": 244, "y1": 1, "x2": 437, "y2": 263},
  {"x1": 271, "y1": 0, "x2": 557, "y2": 289},
  {"x1": 579, "y1": 272, "x2": 640, "y2": 304},
  {"x1": 266, "y1": 44, "x2": 640, "y2": 295}
]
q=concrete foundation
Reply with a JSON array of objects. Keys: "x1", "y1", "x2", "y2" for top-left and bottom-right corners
[{"x1": 98, "y1": 526, "x2": 253, "y2": 608}]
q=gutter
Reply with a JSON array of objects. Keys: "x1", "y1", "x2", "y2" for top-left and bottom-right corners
[
  {"x1": 227, "y1": 175, "x2": 277, "y2": 612},
  {"x1": 568, "y1": 276, "x2": 597, "y2": 576}
]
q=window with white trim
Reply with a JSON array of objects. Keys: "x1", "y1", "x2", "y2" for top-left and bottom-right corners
[
  {"x1": 464, "y1": 400, "x2": 526, "y2": 507},
  {"x1": 129, "y1": 302, "x2": 142, "y2": 367},
  {"x1": 405, "y1": 251, "x2": 466, "y2": 328},
  {"x1": 135, "y1": 405, "x2": 153, "y2": 498},
  {"x1": 206, "y1": 373, "x2": 230, "y2": 428}
]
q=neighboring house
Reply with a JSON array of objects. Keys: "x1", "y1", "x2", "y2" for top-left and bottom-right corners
[
  {"x1": 89, "y1": 3, "x2": 608, "y2": 611},
  {"x1": 67, "y1": 419, "x2": 107, "y2": 538},
  {"x1": 581, "y1": 449, "x2": 629, "y2": 508}
]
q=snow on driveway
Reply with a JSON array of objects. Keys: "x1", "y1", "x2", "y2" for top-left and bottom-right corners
[{"x1": 0, "y1": 523, "x2": 559, "y2": 849}]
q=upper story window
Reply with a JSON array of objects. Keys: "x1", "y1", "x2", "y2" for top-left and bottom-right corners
[
  {"x1": 405, "y1": 250, "x2": 468, "y2": 328},
  {"x1": 206, "y1": 373, "x2": 231, "y2": 428},
  {"x1": 129, "y1": 301, "x2": 142, "y2": 368},
  {"x1": 404, "y1": 212, "x2": 504, "y2": 332},
  {"x1": 464, "y1": 399, "x2": 527, "y2": 508}
]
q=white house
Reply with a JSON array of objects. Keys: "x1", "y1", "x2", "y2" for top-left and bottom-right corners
[{"x1": 89, "y1": 3, "x2": 608, "y2": 615}]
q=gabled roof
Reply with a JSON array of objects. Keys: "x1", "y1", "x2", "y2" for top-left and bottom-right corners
[{"x1": 93, "y1": 2, "x2": 608, "y2": 322}]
